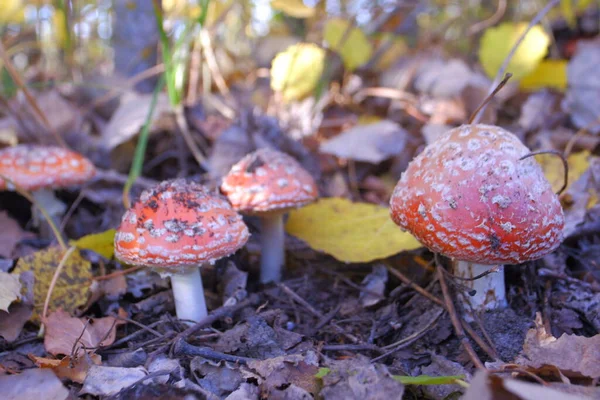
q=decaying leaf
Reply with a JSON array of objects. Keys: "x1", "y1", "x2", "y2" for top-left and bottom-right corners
[
  {"x1": 31, "y1": 353, "x2": 102, "y2": 384},
  {"x1": 0, "y1": 368, "x2": 69, "y2": 400},
  {"x1": 285, "y1": 198, "x2": 421, "y2": 263},
  {"x1": 478, "y1": 23, "x2": 550, "y2": 81},
  {"x1": 43, "y1": 309, "x2": 123, "y2": 357},
  {"x1": 101, "y1": 91, "x2": 171, "y2": 149},
  {"x1": 319, "y1": 120, "x2": 407, "y2": 164},
  {"x1": 270, "y1": 43, "x2": 326, "y2": 102},
  {"x1": 515, "y1": 313, "x2": 600, "y2": 379},
  {"x1": 80, "y1": 365, "x2": 148, "y2": 396},
  {"x1": 320, "y1": 355, "x2": 404, "y2": 399},
  {"x1": 0, "y1": 211, "x2": 30, "y2": 258},
  {"x1": 0, "y1": 271, "x2": 21, "y2": 312},
  {"x1": 324, "y1": 18, "x2": 372, "y2": 71},
  {"x1": 13, "y1": 246, "x2": 92, "y2": 321},
  {"x1": 563, "y1": 40, "x2": 600, "y2": 133},
  {"x1": 71, "y1": 229, "x2": 117, "y2": 259},
  {"x1": 191, "y1": 357, "x2": 244, "y2": 397},
  {"x1": 0, "y1": 270, "x2": 33, "y2": 342}
]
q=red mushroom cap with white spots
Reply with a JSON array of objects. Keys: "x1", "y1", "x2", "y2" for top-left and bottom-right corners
[
  {"x1": 114, "y1": 179, "x2": 249, "y2": 269},
  {"x1": 0, "y1": 145, "x2": 96, "y2": 191},
  {"x1": 390, "y1": 124, "x2": 565, "y2": 265},
  {"x1": 220, "y1": 148, "x2": 318, "y2": 214}
]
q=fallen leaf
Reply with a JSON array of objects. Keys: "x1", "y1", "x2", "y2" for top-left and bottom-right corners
[
  {"x1": 13, "y1": 246, "x2": 92, "y2": 321},
  {"x1": 71, "y1": 229, "x2": 117, "y2": 259},
  {"x1": 478, "y1": 22, "x2": 550, "y2": 81},
  {"x1": 537, "y1": 150, "x2": 589, "y2": 194},
  {"x1": 101, "y1": 91, "x2": 171, "y2": 149},
  {"x1": 80, "y1": 365, "x2": 147, "y2": 396},
  {"x1": 0, "y1": 368, "x2": 69, "y2": 400},
  {"x1": 515, "y1": 313, "x2": 600, "y2": 379},
  {"x1": 563, "y1": 40, "x2": 600, "y2": 133},
  {"x1": 0, "y1": 211, "x2": 29, "y2": 258},
  {"x1": 520, "y1": 60, "x2": 568, "y2": 91},
  {"x1": 43, "y1": 309, "x2": 123, "y2": 357},
  {"x1": 324, "y1": 18, "x2": 372, "y2": 71},
  {"x1": 320, "y1": 355, "x2": 404, "y2": 399},
  {"x1": 359, "y1": 265, "x2": 387, "y2": 307},
  {"x1": 271, "y1": 0, "x2": 315, "y2": 18},
  {"x1": 31, "y1": 353, "x2": 102, "y2": 384},
  {"x1": 0, "y1": 271, "x2": 21, "y2": 312},
  {"x1": 0, "y1": 270, "x2": 33, "y2": 342},
  {"x1": 285, "y1": 198, "x2": 421, "y2": 263},
  {"x1": 0, "y1": 0, "x2": 24, "y2": 24},
  {"x1": 414, "y1": 58, "x2": 473, "y2": 98},
  {"x1": 270, "y1": 43, "x2": 326, "y2": 102},
  {"x1": 245, "y1": 352, "x2": 320, "y2": 396},
  {"x1": 319, "y1": 120, "x2": 407, "y2": 164},
  {"x1": 191, "y1": 357, "x2": 244, "y2": 397}
]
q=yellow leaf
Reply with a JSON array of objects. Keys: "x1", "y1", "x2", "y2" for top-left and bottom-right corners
[
  {"x1": 14, "y1": 246, "x2": 92, "y2": 322},
  {"x1": 285, "y1": 198, "x2": 421, "y2": 263},
  {"x1": 537, "y1": 150, "x2": 590, "y2": 194},
  {"x1": 520, "y1": 60, "x2": 568, "y2": 91},
  {"x1": 324, "y1": 19, "x2": 372, "y2": 71},
  {"x1": 70, "y1": 229, "x2": 116, "y2": 259},
  {"x1": 560, "y1": 0, "x2": 593, "y2": 28},
  {"x1": 271, "y1": 43, "x2": 325, "y2": 102},
  {"x1": 52, "y1": 9, "x2": 67, "y2": 48},
  {"x1": 0, "y1": 0, "x2": 24, "y2": 24},
  {"x1": 373, "y1": 34, "x2": 408, "y2": 71},
  {"x1": 478, "y1": 23, "x2": 550, "y2": 81},
  {"x1": 271, "y1": 0, "x2": 315, "y2": 18}
]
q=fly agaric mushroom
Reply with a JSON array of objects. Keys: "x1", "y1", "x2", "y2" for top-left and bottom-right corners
[
  {"x1": 390, "y1": 124, "x2": 564, "y2": 313},
  {"x1": 221, "y1": 148, "x2": 318, "y2": 283},
  {"x1": 114, "y1": 179, "x2": 249, "y2": 323},
  {"x1": 0, "y1": 144, "x2": 96, "y2": 233}
]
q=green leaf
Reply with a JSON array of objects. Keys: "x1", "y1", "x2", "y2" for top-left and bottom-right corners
[
  {"x1": 393, "y1": 374, "x2": 466, "y2": 385},
  {"x1": 315, "y1": 368, "x2": 330, "y2": 379}
]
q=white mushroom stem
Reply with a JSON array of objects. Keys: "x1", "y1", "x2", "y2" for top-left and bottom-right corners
[
  {"x1": 169, "y1": 267, "x2": 208, "y2": 323},
  {"x1": 453, "y1": 261, "x2": 507, "y2": 317},
  {"x1": 260, "y1": 213, "x2": 285, "y2": 283}
]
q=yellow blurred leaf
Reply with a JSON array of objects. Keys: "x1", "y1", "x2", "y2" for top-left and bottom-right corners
[
  {"x1": 520, "y1": 60, "x2": 568, "y2": 91},
  {"x1": 560, "y1": 0, "x2": 593, "y2": 28},
  {"x1": 52, "y1": 9, "x2": 67, "y2": 48},
  {"x1": 374, "y1": 34, "x2": 408, "y2": 71},
  {"x1": 14, "y1": 246, "x2": 92, "y2": 321},
  {"x1": 479, "y1": 23, "x2": 550, "y2": 81},
  {"x1": 271, "y1": 0, "x2": 315, "y2": 18},
  {"x1": 285, "y1": 197, "x2": 421, "y2": 263},
  {"x1": 71, "y1": 229, "x2": 116, "y2": 260},
  {"x1": 0, "y1": 0, "x2": 24, "y2": 24},
  {"x1": 324, "y1": 19, "x2": 372, "y2": 71},
  {"x1": 271, "y1": 43, "x2": 325, "y2": 102},
  {"x1": 537, "y1": 150, "x2": 590, "y2": 194}
]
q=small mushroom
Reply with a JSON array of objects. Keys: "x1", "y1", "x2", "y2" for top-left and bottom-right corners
[
  {"x1": 221, "y1": 148, "x2": 318, "y2": 283},
  {"x1": 114, "y1": 179, "x2": 249, "y2": 323},
  {"x1": 0, "y1": 144, "x2": 96, "y2": 235},
  {"x1": 389, "y1": 124, "x2": 564, "y2": 313}
]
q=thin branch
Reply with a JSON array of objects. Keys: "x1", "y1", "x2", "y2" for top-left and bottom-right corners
[{"x1": 520, "y1": 149, "x2": 568, "y2": 195}]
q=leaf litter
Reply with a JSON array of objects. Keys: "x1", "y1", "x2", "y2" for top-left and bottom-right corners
[{"x1": 2, "y1": 2, "x2": 600, "y2": 400}]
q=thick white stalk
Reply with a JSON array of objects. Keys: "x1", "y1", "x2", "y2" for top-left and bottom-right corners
[
  {"x1": 170, "y1": 267, "x2": 208, "y2": 323},
  {"x1": 260, "y1": 213, "x2": 285, "y2": 283},
  {"x1": 453, "y1": 261, "x2": 506, "y2": 315}
]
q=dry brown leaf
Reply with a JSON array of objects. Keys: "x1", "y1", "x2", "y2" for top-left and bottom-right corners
[
  {"x1": 30, "y1": 353, "x2": 101, "y2": 384},
  {"x1": 0, "y1": 211, "x2": 30, "y2": 259},
  {"x1": 516, "y1": 313, "x2": 600, "y2": 379},
  {"x1": 245, "y1": 352, "x2": 320, "y2": 396},
  {"x1": 43, "y1": 309, "x2": 124, "y2": 357}
]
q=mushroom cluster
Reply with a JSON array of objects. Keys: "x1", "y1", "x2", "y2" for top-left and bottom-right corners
[
  {"x1": 114, "y1": 179, "x2": 249, "y2": 323},
  {"x1": 221, "y1": 148, "x2": 318, "y2": 283},
  {"x1": 390, "y1": 124, "x2": 565, "y2": 312}
]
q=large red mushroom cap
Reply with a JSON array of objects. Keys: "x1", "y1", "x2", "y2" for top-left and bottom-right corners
[
  {"x1": 220, "y1": 148, "x2": 318, "y2": 214},
  {"x1": 114, "y1": 179, "x2": 249, "y2": 269},
  {"x1": 0, "y1": 144, "x2": 96, "y2": 191},
  {"x1": 390, "y1": 124, "x2": 564, "y2": 265}
]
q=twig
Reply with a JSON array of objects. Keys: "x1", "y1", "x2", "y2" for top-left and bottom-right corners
[
  {"x1": 520, "y1": 150, "x2": 568, "y2": 195},
  {"x1": 468, "y1": 0, "x2": 507, "y2": 35},
  {"x1": 436, "y1": 264, "x2": 485, "y2": 369},
  {"x1": 322, "y1": 343, "x2": 383, "y2": 353},
  {"x1": 199, "y1": 29, "x2": 229, "y2": 96},
  {"x1": 468, "y1": 73, "x2": 512, "y2": 124},
  {"x1": 473, "y1": 0, "x2": 560, "y2": 124},
  {"x1": 172, "y1": 338, "x2": 254, "y2": 364},
  {"x1": 69, "y1": 318, "x2": 91, "y2": 360},
  {"x1": 108, "y1": 320, "x2": 164, "y2": 348},
  {"x1": 42, "y1": 246, "x2": 77, "y2": 322},
  {"x1": 93, "y1": 265, "x2": 145, "y2": 281},
  {"x1": 113, "y1": 316, "x2": 163, "y2": 338},
  {"x1": 174, "y1": 105, "x2": 210, "y2": 171}
]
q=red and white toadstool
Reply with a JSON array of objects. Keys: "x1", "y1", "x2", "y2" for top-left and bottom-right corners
[
  {"x1": 221, "y1": 148, "x2": 318, "y2": 283},
  {"x1": 114, "y1": 179, "x2": 249, "y2": 323},
  {"x1": 0, "y1": 144, "x2": 96, "y2": 231},
  {"x1": 390, "y1": 124, "x2": 565, "y2": 313}
]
